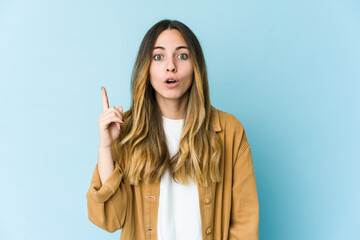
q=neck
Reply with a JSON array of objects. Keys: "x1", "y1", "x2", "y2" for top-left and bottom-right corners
[{"x1": 155, "y1": 93, "x2": 189, "y2": 120}]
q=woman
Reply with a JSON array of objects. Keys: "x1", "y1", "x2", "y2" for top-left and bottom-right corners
[{"x1": 87, "y1": 19, "x2": 259, "y2": 240}]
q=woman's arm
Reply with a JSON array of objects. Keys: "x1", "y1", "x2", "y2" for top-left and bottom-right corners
[
  {"x1": 229, "y1": 142, "x2": 259, "y2": 240},
  {"x1": 86, "y1": 86, "x2": 129, "y2": 232},
  {"x1": 86, "y1": 158, "x2": 129, "y2": 232},
  {"x1": 98, "y1": 146, "x2": 115, "y2": 185}
]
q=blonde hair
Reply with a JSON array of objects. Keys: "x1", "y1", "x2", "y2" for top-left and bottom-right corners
[{"x1": 113, "y1": 20, "x2": 221, "y2": 186}]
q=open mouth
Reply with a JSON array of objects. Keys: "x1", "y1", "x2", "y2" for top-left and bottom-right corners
[
  {"x1": 164, "y1": 79, "x2": 179, "y2": 88},
  {"x1": 166, "y1": 79, "x2": 177, "y2": 84}
]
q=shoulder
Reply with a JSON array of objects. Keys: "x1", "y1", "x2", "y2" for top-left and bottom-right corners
[
  {"x1": 211, "y1": 106, "x2": 245, "y2": 134},
  {"x1": 219, "y1": 110, "x2": 244, "y2": 128},
  {"x1": 211, "y1": 106, "x2": 250, "y2": 155}
]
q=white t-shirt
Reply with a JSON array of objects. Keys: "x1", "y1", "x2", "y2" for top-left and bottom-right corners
[{"x1": 157, "y1": 116, "x2": 202, "y2": 240}]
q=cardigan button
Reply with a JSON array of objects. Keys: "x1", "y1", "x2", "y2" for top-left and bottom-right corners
[
  {"x1": 204, "y1": 197, "x2": 211, "y2": 204},
  {"x1": 206, "y1": 227, "x2": 212, "y2": 235},
  {"x1": 203, "y1": 197, "x2": 211, "y2": 204}
]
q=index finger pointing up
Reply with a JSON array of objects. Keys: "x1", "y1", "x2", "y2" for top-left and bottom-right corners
[{"x1": 102, "y1": 86, "x2": 109, "y2": 112}]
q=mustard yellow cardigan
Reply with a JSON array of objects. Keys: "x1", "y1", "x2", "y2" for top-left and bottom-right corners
[{"x1": 86, "y1": 107, "x2": 259, "y2": 240}]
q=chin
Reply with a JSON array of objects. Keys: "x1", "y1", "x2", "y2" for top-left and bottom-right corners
[
  {"x1": 159, "y1": 93, "x2": 183, "y2": 100},
  {"x1": 164, "y1": 95, "x2": 182, "y2": 100}
]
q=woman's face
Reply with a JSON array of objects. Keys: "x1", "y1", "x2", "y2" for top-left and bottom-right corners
[{"x1": 149, "y1": 29, "x2": 194, "y2": 104}]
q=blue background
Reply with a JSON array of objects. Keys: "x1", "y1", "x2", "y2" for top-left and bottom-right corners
[{"x1": 0, "y1": 0, "x2": 359, "y2": 239}]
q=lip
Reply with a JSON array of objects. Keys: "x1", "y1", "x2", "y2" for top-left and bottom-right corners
[
  {"x1": 164, "y1": 77, "x2": 178, "y2": 83},
  {"x1": 164, "y1": 77, "x2": 180, "y2": 88}
]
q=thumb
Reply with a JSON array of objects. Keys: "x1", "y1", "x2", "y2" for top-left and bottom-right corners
[{"x1": 118, "y1": 106, "x2": 123, "y2": 115}]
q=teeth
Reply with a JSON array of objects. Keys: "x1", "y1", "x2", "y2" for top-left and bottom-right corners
[{"x1": 167, "y1": 79, "x2": 176, "y2": 83}]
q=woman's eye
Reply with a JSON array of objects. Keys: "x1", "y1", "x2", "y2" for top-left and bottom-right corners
[
  {"x1": 178, "y1": 53, "x2": 188, "y2": 60},
  {"x1": 153, "y1": 54, "x2": 163, "y2": 61}
]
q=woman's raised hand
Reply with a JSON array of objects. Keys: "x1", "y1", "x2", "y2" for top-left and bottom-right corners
[{"x1": 98, "y1": 87, "x2": 125, "y2": 149}]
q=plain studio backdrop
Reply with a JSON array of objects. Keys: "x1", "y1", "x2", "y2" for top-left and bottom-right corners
[{"x1": 0, "y1": 0, "x2": 359, "y2": 239}]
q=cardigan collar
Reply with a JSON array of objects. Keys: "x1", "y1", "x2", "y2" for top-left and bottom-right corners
[{"x1": 210, "y1": 105, "x2": 222, "y2": 132}]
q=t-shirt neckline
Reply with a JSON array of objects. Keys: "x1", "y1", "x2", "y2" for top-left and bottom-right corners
[{"x1": 161, "y1": 116, "x2": 184, "y2": 122}]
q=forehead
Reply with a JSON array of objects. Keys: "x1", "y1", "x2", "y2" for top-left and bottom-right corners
[{"x1": 154, "y1": 29, "x2": 188, "y2": 48}]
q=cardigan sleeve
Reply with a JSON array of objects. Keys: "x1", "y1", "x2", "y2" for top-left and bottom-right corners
[
  {"x1": 86, "y1": 161, "x2": 129, "y2": 232},
  {"x1": 229, "y1": 140, "x2": 259, "y2": 240}
]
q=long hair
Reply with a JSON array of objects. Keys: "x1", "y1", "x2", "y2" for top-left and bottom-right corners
[{"x1": 113, "y1": 19, "x2": 221, "y2": 186}]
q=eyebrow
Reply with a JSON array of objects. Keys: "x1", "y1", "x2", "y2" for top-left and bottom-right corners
[{"x1": 153, "y1": 46, "x2": 189, "y2": 50}]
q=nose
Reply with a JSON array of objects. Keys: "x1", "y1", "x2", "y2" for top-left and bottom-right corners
[{"x1": 166, "y1": 58, "x2": 177, "y2": 72}]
